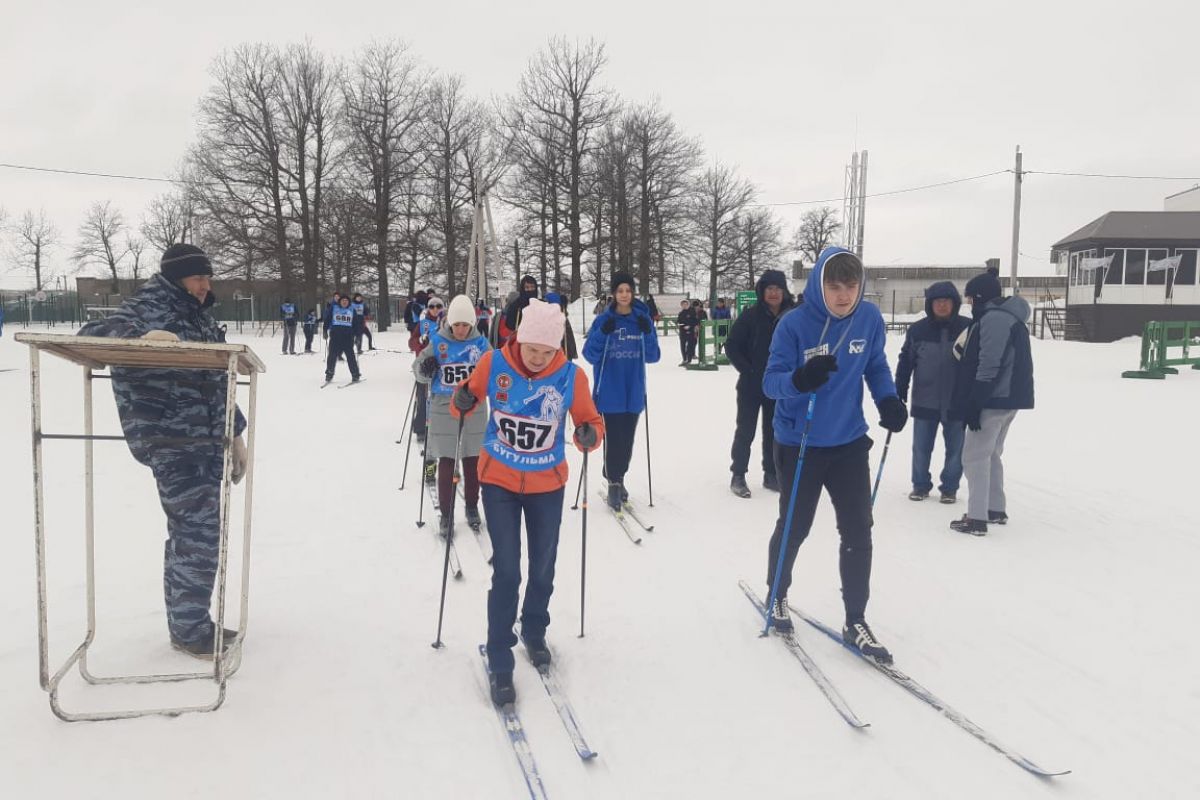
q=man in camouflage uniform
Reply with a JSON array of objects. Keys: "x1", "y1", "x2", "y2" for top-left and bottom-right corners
[{"x1": 79, "y1": 243, "x2": 248, "y2": 658}]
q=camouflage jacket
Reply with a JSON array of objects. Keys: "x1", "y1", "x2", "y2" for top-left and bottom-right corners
[{"x1": 78, "y1": 274, "x2": 247, "y2": 467}]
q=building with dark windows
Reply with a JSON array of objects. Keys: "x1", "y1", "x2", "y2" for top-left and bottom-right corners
[{"x1": 1052, "y1": 211, "x2": 1200, "y2": 342}]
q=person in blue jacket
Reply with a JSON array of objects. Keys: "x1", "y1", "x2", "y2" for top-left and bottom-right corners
[
  {"x1": 761, "y1": 246, "x2": 908, "y2": 663},
  {"x1": 583, "y1": 271, "x2": 661, "y2": 510}
]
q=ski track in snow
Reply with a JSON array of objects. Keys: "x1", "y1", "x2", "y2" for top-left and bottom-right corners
[{"x1": 1, "y1": 317, "x2": 1198, "y2": 799}]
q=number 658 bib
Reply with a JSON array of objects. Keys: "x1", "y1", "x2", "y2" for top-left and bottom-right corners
[{"x1": 483, "y1": 349, "x2": 575, "y2": 472}]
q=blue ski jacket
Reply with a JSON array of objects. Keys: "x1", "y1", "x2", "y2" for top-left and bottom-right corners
[
  {"x1": 582, "y1": 299, "x2": 661, "y2": 414},
  {"x1": 763, "y1": 246, "x2": 898, "y2": 447}
]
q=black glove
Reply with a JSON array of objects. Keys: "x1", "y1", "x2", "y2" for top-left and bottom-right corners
[
  {"x1": 600, "y1": 316, "x2": 616, "y2": 335},
  {"x1": 573, "y1": 422, "x2": 598, "y2": 450},
  {"x1": 453, "y1": 385, "x2": 478, "y2": 414},
  {"x1": 418, "y1": 356, "x2": 438, "y2": 379},
  {"x1": 636, "y1": 315, "x2": 653, "y2": 334},
  {"x1": 877, "y1": 396, "x2": 908, "y2": 433},
  {"x1": 791, "y1": 355, "x2": 838, "y2": 392},
  {"x1": 964, "y1": 406, "x2": 983, "y2": 432}
]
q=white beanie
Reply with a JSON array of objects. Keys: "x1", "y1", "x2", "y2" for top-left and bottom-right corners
[
  {"x1": 446, "y1": 295, "x2": 476, "y2": 329},
  {"x1": 516, "y1": 298, "x2": 565, "y2": 349}
]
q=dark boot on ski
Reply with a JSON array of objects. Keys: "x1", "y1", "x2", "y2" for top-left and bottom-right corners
[
  {"x1": 909, "y1": 489, "x2": 930, "y2": 501},
  {"x1": 465, "y1": 505, "x2": 482, "y2": 531},
  {"x1": 843, "y1": 619, "x2": 893, "y2": 665},
  {"x1": 523, "y1": 634, "x2": 551, "y2": 670},
  {"x1": 770, "y1": 596, "x2": 794, "y2": 634},
  {"x1": 606, "y1": 481, "x2": 623, "y2": 511},
  {"x1": 988, "y1": 510, "x2": 1008, "y2": 525},
  {"x1": 619, "y1": 482, "x2": 629, "y2": 503},
  {"x1": 763, "y1": 472, "x2": 780, "y2": 492},
  {"x1": 950, "y1": 515, "x2": 988, "y2": 535},
  {"x1": 730, "y1": 473, "x2": 752, "y2": 498},
  {"x1": 438, "y1": 513, "x2": 451, "y2": 539},
  {"x1": 489, "y1": 671, "x2": 516, "y2": 706}
]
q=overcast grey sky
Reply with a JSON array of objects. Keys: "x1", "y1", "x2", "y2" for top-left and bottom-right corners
[{"x1": 3, "y1": 0, "x2": 1198, "y2": 289}]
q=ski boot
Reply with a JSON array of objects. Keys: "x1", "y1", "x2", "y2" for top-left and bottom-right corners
[
  {"x1": 619, "y1": 481, "x2": 629, "y2": 503},
  {"x1": 523, "y1": 633, "x2": 551, "y2": 670},
  {"x1": 606, "y1": 481, "x2": 623, "y2": 512},
  {"x1": 489, "y1": 671, "x2": 516, "y2": 706},
  {"x1": 950, "y1": 515, "x2": 988, "y2": 535},
  {"x1": 465, "y1": 505, "x2": 483, "y2": 531},
  {"x1": 730, "y1": 473, "x2": 751, "y2": 499},
  {"x1": 763, "y1": 472, "x2": 780, "y2": 492},
  {"x1": 438, "y1": 513, "x2": 451, "y2": 539},
  {"x1": 770, "y1": 595, "x2": 794, "y2": 634},
  {"x1": 843, "y1": 619, "x2": 893, "y2": 665}
]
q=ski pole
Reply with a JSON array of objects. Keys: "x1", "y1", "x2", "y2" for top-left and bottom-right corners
[
  {"x1": 416, "y1": 392, "x2": 432, "y2": 527},
  {"x1": 870, "y1": 431, "x2": 893, "y2": 508},
  {"x1": 432, "y1": 414, "x2": 467, "y2": 649},
  {"x1": 643, "y1": 392, "x2": 654, "y2": 507},
  {"x1": 398, "y1": 382, "x2": 419, "y2": 490},
  {"x1": 762, "y1": 393, "x2": 817, "y2": 637},
  {"x1": 570, "y1": 468, "x2": 583, "y2": 511},
  {"x1": 578, "y1": 447, "x2": 590, "y2": 638}
]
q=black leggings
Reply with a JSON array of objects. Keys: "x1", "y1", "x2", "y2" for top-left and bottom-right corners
[{"x1": 602, "y1": 412, "x2": 641, "y2": 484}]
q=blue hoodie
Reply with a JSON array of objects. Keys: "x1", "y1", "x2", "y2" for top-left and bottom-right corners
[
  {"x1": 583, "y1": 298, "x2": 661, "y2": 414},
  {"x1": 763, "y1": 247, "x2": 897, "y2": 447}
]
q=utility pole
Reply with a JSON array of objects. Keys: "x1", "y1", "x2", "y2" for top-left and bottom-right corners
[
  {"x1": 1010, "y1": 145, "x2": 1023, "y2": 296},
  {"x1": 857, "y1": 150, "x2": 868, "y2": 261}
]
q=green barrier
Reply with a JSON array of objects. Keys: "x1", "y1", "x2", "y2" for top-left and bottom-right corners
[
  {"x1": 686, "y1": 319, "x2": 730, "y2": 371},
  {"x1": 1121, "y1": 320, "x2": 1200, "y2": 379}
]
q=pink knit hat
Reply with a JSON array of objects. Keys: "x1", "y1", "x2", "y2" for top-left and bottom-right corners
[{"x1": 516, "y1": 298, "x2": 565, "y2": 349}]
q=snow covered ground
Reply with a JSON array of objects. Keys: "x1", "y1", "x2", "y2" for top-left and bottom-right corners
[{"x1": 1, "y1": 322, "x2": 1197, "y2": 799}]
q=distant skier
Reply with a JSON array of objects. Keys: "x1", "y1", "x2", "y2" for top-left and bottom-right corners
[
  {"x1": 451, "y1": 298, "x2": 604, "y2": 705},
  {"x1": 301, "y1": 309, "x2": 318, "y2": 353},
  {"x1": 498, "y1": 275, "x2": 539, "y2": 344},
  {"x1": 949, "y1": 269, "x2": 1034, "y2": 534},
  {"x1": 676, "y1": 298, "x2": 699, "y2": 365},
  {"x1": 476, "y1": 299, "x2": 492, "y2": 339},
  {"x1": 582, "y1": 272, "x2": 661, "y2": 511},
  {"x1": 351, "y1": 293, "x2": 375, "y2": 354},
  {"x1": 280, "y1": 298, "x2": 298, "y2": 354},
  {"x1": 413, "y1": 297, "x2": 446, "y2": 448},
  {"x1": 324, "y1": 294, "x2": 362, "y2": 385},
  {"x1": 413, "y1": 295, "x2": 491, "y2": 535},
  {"x1": 761, "y1": 247, "x2": 907, "y2": 664}
]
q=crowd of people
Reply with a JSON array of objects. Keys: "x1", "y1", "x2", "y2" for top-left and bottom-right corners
[{"x1": 73, "y1": 240, "x2": 1033, "y2": 704}]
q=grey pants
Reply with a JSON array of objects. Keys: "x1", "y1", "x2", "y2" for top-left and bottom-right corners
[{"x1": 961, "y1": 409, "x2": 1018, "y2": 521}]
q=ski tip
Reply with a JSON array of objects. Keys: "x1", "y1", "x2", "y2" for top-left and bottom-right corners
[{"x1": 581, "y1": 751, "x2": 599, "y2": 761}]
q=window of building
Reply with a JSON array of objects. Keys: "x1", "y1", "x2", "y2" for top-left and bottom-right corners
[
  {"x1": 1124, "y1": 249, "x2": 1146, "y2": 284},
  {"x1": 1147, "y1": 248, "x2": 1169, "y2": 285},
  {"x1": 1103, "y1": 249, "x2": 1125, "y2": 284},
  {"x1": 1175, "y1": 249, "x2": 1198, "y2": 285}
]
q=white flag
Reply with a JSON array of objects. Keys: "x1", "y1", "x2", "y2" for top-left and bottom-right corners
[
  {"x1": 1079, "y1": 255, "x2": 1114, "y2": 272},
  {"x1": 1147, "y1": 254, "x2": 1183, "y2": 272}
]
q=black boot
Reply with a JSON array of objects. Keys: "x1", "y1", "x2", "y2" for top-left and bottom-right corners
[
  {"x1": 438, "y1": 513, "x2": 451, "y2": 539},
  {"x1": 843, "y1": 619, "x2": 893, "y2": 665},
  {"x1": 730, "y1": 473, "x2": 751, "y2": 498},
  {"x1": 465, "y1": 505, "x2": 482, "y2": 531},
  {"x1": 908, "y1": 489, "x2": 929, "y2": 501},
  {"x1": 490, "y1": 671, "x2": 516, "y2": 706},
  {"x1": 606, "y1": 481, "x2": 622, "y2": 511},
  {"x1": 763, "y1": 472, "x2": 780, "y2": 492},
  {"x1": 988, "y1": 510, "x2": 1008, "y2": 524},
  {"x1": 770, "y1": 595, "x2": 794, "y2": 633},
  {"x1": 171, "y1": 628, "x2": 240, "y2": 660},
  {"x1": 950, "y1": 515, "x2": 988, "y2": 535},
  {"x1": 523, "y1": 633, "x2": 551, "y2": 669}
]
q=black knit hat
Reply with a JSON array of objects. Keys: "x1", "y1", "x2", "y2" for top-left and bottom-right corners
[
  {"x1": 964, "y1": 269, "x2": 1002, "y2": 305},
  {"x1": 160, "y1": 243, "x2": 213, "y2": 282},
  {"x1": 610, "y1": 271, "x2": 636, "y2": 294}
]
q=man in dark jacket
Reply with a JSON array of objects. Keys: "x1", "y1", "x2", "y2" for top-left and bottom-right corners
[
  {"x1": 676, "y1": 299, "x2": 699, "y2": 365},
  {"x1": 502, "y1": 275, "x2": 540, "y2": 334},
  {"x1": 280, "y1": 298, "x2": 298, "y2": 354},
  {"x1": 78, "y1": 243, "x2": 246, "y2": 658},
  {"x1": 949, "y1": 270, "x2": 1034, "y2": 535},
  {"x1": 725, "y1": 270, "x2": 795, "y2": 497},
  {"x1": 325, "y1": 294, "x2": 363, "y2": 384},
  {"x1": 894, "y1": 281, "x2": 970, "y2": 502}
]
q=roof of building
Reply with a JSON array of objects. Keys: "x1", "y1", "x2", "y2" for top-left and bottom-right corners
[{"x1": 1053, "y1": 211, "x2": 1200, "y2": 249}]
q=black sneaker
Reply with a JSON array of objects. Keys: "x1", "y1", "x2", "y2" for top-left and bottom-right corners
[
  {"x1": 606, "y1": 481, "x2": 622, "y2": 511},
  {"x1": 950, "y1": 515, "x2": 988, "y2": 535},
  {"x1": 730, "y1": 473, "x2": 751, "y2": 498},
  {"x1": 523, "y1": 634, "x2": 551, "y2": 669},
  {"x1": 465, "y1": 505, "x2": 482, "y2": 530},
  {"x1": 171, "y1": 628, "x2": 240, "y2": 660},
  {"x1": 988, "y1": 511, "x2": 1008, "y2": 525},
  {"x1": 843, "y1": 620, "x2": 893, "y2": 664},
  {"x1": 763, "y1": 472, "x2": 780, "y2": 492},
  {"x1": 908, "y1": 489, "x2": 929, "y2": 501},
  {"x1": 489, "y1": 671, "x2": 516, "y2": 706},
  {"x1": 939, "y1": 492, "x2": 957, "y2": 504},
  {"x1": 770, "y1": 596, "x2": 794, "y2": 634}
]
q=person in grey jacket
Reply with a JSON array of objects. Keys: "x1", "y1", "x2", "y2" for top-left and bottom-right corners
[
  {"x1": 78, "y1": 243, "x2": 246, "y2": 657},
  {"x1": 948, "y1": 270, "x2": 1034, "y2": 535},
  {"x1": 894, "y1": 281, "x2": 970, "y2": 502}
]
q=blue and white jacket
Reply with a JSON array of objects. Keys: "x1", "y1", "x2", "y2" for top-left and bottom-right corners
[{"x1": 582, "y1": 299, "x2": 661, "y2": 415}]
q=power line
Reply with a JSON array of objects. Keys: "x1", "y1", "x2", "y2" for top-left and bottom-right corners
[
  {"x1": 1025, "y1": 169, "x2": 1200, "y2": 181},
  {"x1": 0, "y1": 161, "x2": 182, "y2": 184},
  {"x1": 752, "y1": 169, "x2": 1011, "y2": 208}
]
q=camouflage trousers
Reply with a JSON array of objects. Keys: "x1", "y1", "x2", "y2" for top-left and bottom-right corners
[{"x1": 150, "y1": 457, "x2": 223, "y2": 644}]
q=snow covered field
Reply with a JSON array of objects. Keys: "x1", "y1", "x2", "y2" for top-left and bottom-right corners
[{"x1": 1, "y1": 323, "x2": 1197, "y2": 799}]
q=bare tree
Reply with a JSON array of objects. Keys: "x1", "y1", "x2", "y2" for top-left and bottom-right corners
[
  {"x1": 73, "y1": 201, "x2": 128, "y2": 292},
  {"x1": 11, "y1": 209, "x2": 60, "y2": 290},
  {"x1": 141, "y1": 190, "x2": 194, "y2": 252},
  {"x1": 792, "y1": 206, "x2": 842, "y2": 268},
  {"x1": 737, "y1": 207, "x2": 785, "y2": 286},
  {"x1": 126, "y1": 235, "x2": 148, "y2": 281},
  {"x1": 690, "y1": 163, "x2": 755, "y2": 302}
]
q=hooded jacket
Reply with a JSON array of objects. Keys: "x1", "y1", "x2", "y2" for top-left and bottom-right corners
[
  {"x1": 893, "y1": 281, "x2": 970, "y2": 420},
  {"x1": 582, "y1": 298, "x2": 662, "y2": 414},
  {"x1": 951, "y1": 294, "x2": 1035, "y2": 416},
  {"x1": 762, "y1": 247, "x2": 897, "y2": 448},
  {"x1": 78, "y1": 273, "x2": 247, "y2": 467},
  {"x1": 725, "y1": 271, "x2": 796, "y2": 396}
]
